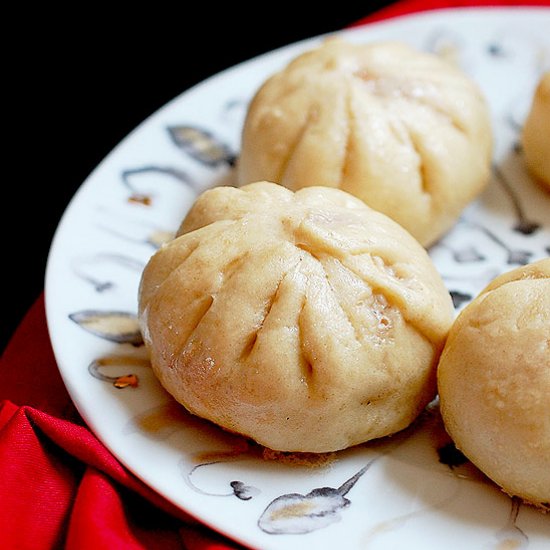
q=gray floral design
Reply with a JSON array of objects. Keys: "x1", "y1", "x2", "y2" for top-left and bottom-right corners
[{"x1": 69, "y1": 310, "x2": 143, "y2": 345}]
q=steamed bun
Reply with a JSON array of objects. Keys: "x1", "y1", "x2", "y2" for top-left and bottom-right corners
[
  {"x1": 522, "y1": 72, "x2": 550, "y2": 190},
  {"x1": 238, "y1": 40, "x2": 492, "y2": 247},
  {"x1": 438, "y1": 259, "x2": 550, "y2": 510},
  {"x1": 139, "y1": 182, "x2": 454, "y2": 452}
]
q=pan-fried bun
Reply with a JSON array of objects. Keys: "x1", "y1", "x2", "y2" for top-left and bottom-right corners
[
  {"x1": 139, "y1": 182, "x2": 454, "y2": 452},
  {"x1": 238, "y1": 40, "x2": 492, "y2": 247},
  {"x1": 438, "y1": 259, "x2": 550, "y2": 510}
]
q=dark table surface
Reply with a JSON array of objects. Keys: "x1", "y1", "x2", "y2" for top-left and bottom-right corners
[{"x1": 4, "y1": 4, "x2": 397, "y2": 352}]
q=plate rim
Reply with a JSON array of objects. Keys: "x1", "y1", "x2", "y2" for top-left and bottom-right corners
[{"x1": 44, "y1": 7, "x2": 550, "y2": 549}]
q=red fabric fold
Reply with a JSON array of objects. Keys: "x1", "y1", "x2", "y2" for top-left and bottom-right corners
[
  {"x1": 0, "y1": 298, "x2": 242, "y2": 549},
  {"x1": 0, "y1": 401, "x2": 78, "y2": 549},
  {"x1": 65, "y1": 468, "x2": 181, "y2": 550},
  {"x1": 0, "y1": 401, "x2": 194, "y2": 550}
]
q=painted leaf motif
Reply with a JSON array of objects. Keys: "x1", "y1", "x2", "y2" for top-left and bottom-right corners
[
  {"x1": 258, "y1": 464, "x2": 371, "y2": 535},
  {"x1": 514, "y1": 220, "x2": 540, "y2": 236},
  {"x1": 72, "y1": 253, "x2": 145, "y2": 293},
  {"x1": 69, "y1": 311, "x2": 143, "y2": 345},
  {"x1": 425, "y1": 28, "x2": 466, "y2": 67},
  {"x1": 452, "y1": 245, "x2": 485, "y2": 263},
  {"x1": 492, "y1": 164, "x2": 540, "y2": 236},
  {"x1": 258, "y1": 488, "x2": 350, "y2": 534},
  {"x1": 128, "y1": 194, "x2": 152, "y2": 206},
  {"x1": 88, "y1": 356, "x2": 149, "y2": 389},
  {"x1": 230, "y1": 481, "x2": 260, "y2": 501},
  {"x1": 465, "y1": 220, "x2": 533, "y2": 266},
  {"x1": 168, "y1": 126, "x2": 236, "y2": 167},
  {"x1": 96, "y1": 212, "x2": 174, "y2": 250},
  {"x1": 506, "y1": 249, "x2": 532, "y2": 265},
  {"x1": 121, "y1": 165, "x2": 197, "y2": 206},
  {"x1": 449, "y1": 290, "x2": 472, "y2": 309},
  {"x1": 495, "y1": 499, "x2": 528, "y2": 549}
]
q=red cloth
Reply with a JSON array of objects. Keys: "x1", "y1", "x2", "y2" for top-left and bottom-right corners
[
  {"x1": 353, "y1": 0, "x2": 550, "y2": 25},
  {"x1": 0, "y1": 296, "x2": 241, "y2": 549},
  {"x1": 1, "y1": 2, "x2": 547, "y2": 549}
]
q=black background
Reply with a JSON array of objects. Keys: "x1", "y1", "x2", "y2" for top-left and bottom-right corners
[{"x1": 3, "y1": 4, "x2": 397, "y2": 351}]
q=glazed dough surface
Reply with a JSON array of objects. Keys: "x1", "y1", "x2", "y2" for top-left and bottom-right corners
[
  {"x1": 438, "y1": 259, "x2": 550, "y2": 510},
  {"x1": 522, "y1": 72, "x2": 550, "y2": 190},
  {"x1": 238, "y1": 40, "x2": 493, "y2": 247},
  {"x1": 140, "y1": 182, "x2": 454, "y2": 452}
]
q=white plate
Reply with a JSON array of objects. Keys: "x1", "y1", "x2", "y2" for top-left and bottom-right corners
[{"x1": 46, "y1": 8, "x2": 550, "y2": 550}]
